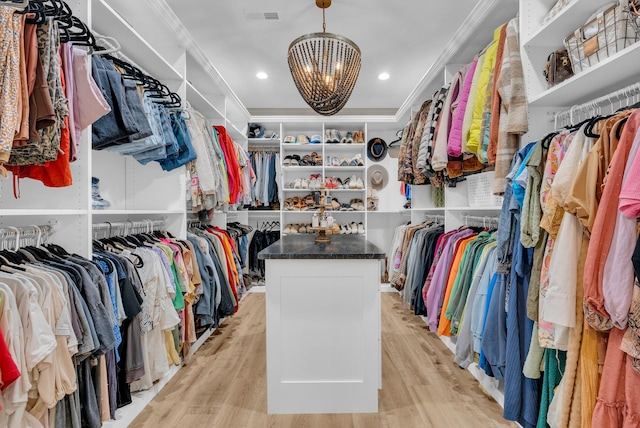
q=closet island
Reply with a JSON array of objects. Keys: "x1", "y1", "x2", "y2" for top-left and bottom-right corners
[{"x1": 259, "y1": 235, "x2": 384, "y2": 414}]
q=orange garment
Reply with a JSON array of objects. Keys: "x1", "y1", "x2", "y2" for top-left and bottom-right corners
[
  {"x1": 487, "y1": 23, "x2": 508, "y2": 164},
  {"x1": 438, "y1": 235, "x2": 476, "y2": 336},
  {"x1": 565, "y1": 113, "x2": 629, "y2": 230},
  {"x1": 583, "y1": 110, "x2": 640, "y2": 330},
  {"x1": 592, "y1": 327, "x2": 640, "y2": 427},
  {"x1": 207, "y1": 228, "x2": 239, "y2": 312}
]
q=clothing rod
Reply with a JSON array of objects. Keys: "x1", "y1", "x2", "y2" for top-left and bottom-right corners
[
  {"x1": 554, "y1": 81, "x2": 640, "y2": 127},
  {"x1": 0, "y1": 224, "x2": 54, "y2": 250},
  {"x1": 464, "y1": 214, "x2": 499, "y2": 227},
  {"x1": 423, "y1": 214, "x2": 445, "y2": 223},
  {"x1": 92, "y1": 219, "x2": 166, "y2": 238}
]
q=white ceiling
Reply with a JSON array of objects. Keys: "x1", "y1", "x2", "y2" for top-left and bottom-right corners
[{"x1": 108, "y1": 0, "x2": 519, "y2": 118}]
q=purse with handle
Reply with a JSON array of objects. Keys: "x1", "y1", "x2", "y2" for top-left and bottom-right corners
[{"x1": 543, "y1": 48, "x2": 574, "y2": 87}]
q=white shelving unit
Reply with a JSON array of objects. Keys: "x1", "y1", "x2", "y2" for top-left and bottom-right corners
[{"x1": 0, "y1": 0, "x2": 252, "y2": 425}]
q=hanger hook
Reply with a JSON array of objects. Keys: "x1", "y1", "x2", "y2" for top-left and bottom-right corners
[
  {"x1": 7, "y1": 226, "x2": 20, "y2": 251},
  {"x1": 30, "y1": 225, "x2": 42, "y2": 247}
]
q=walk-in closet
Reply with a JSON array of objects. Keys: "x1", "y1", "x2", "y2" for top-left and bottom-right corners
[{"x1": 2, "y1": 0, "x2": 640, "y2": 427}]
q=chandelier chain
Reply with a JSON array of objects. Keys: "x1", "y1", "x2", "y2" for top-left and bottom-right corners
[{"x1": 322, "y1": 6, "x2": 326, "y2": 32}]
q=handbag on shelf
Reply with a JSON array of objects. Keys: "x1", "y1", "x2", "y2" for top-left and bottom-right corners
[{"x1": 543, "y1": 48, "x2": 574, "y2": 87}]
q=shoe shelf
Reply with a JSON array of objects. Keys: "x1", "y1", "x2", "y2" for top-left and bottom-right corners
[
  {"x1": 281, "y1": 166, "x2": 323, "y2": 171},
  {"x1": 282, "y1": 143, "x2": 323, "y2": 148},
  {"x1": 324, "y1": 143, "x2": 367, "y2": 150},
  {"x1": 324, "y1": 166, "x2": 366, "y2": 172},
  {"x1": 248, "y1": 137, "x2": 281, "y2": 145}
]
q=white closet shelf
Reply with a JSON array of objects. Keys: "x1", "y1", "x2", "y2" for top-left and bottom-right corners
[
  {"x1": 529, "y1": 42, "x2": 640, "y2": 107},
  {"x1": 368, "y1": 210, "x2": 412, "y2": 215},
  {"x1": 247, "y1": 210, "x2": 281, "y2": 215},
  {"x1": 92, "y1": 0, "x2": 183, "y2": 82},
  {"x1": 324, "y1": 144, "x2": 367, "y2": 150},
  {"x1": 0, "y1": 209, "x2": 87, "y2": 216},
  {"x1": 446, "y1": 206, "x2": 502, "y2": 212},
  {"x1": 282, "y1": 143, "x2": 323, "y2": 148},
  {"x1": 411, "y1": 208, "x2": 446, "y2": 212},
  {"x1": 324, "y1": 166, "x2": 366, "y2": 172},
  {"x1": 523, "y1": 0, "x2": 604, "y2": 47},
  {"x1": 248, "y1": 138, "x2": 281, "y2": 145},
  {"x1": 186, "y1": 82, "x2": 224, "y2": 120},
  {"x1": 91, "y1": 209, "x2": 185, "y2": 215},
  {"x1": 281, "y1": 166, "x2": 323, "y2": 171}
]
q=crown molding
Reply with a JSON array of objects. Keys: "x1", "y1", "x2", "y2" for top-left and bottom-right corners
[
  {"x1": 145, "y1": 0, "x2": 251, "y2": 121},
  {"x1": 394, "y1": 0, "x2": 503, "y2": 122}
]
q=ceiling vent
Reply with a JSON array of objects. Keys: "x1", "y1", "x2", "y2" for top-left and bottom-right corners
[{"x1": 244, "y1": 11, "x2": 280, "y2": 21}]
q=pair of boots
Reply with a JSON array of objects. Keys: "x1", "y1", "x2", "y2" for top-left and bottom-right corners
[{"x1": 92, "y1": 177, "x2": 110, "y2": 210}]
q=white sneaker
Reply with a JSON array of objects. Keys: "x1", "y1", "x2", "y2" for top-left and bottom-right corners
[
  {"x1": 349, "y1": 175, "x2": 357, "y2": 189},
  {"x1": 293, "y1": 178, "x2": 302, "y2": 189},
  {"x1": 356, "y1": 177, "x2": 364, "y2": 189},
  {"x1": 301, "y1": 179, "x2": 309, "y2": 189},
  {"x1": 358, "y1": 222, "x2": 365, "y2": 234}
]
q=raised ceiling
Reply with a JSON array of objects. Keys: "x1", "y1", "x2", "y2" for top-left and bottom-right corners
[{"x1": 108, "y1": 0, "x2": 519, "y2": 119}]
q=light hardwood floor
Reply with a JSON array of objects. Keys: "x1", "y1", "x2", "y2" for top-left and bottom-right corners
[{"x1": 130, "y1": 291, "x2": 516, "y2": 428}]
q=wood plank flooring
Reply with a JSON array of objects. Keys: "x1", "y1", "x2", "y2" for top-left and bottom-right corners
[{"x1": 130, "y1": 292, "x2": 516, "y2": 428}]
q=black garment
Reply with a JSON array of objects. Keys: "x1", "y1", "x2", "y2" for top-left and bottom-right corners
[
  {"x1": 249, "y1": 230, "x2": 280, "y2": 277},
  {"x1": 413, "y1": 228, "x2": 443, "y2": 316}
]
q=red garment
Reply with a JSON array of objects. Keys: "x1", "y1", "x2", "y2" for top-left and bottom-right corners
[
  {"x1": 213, "y1": 126, "x2": 242, "y2": 205},
  {"x1": 0, "y1": 330, "x2": 20, "y2": 391}
]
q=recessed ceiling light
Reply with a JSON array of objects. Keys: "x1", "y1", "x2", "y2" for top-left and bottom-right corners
[
  {"x1": 378, "y1": 72, "x2": 390, "y2": 81},
  {"x1": 256, "y1": 72, "x2": 268, "y2": 80}
]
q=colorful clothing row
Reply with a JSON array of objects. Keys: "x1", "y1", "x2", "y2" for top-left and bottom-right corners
[
  {"x1": 0, "y1": 7, "x2": 111, "y2": 190},
  {"x1": 0, "y1": 226, "x2": 244, "y2": 427},
  {"x1": 399, "y1": 17, "x2": 528, "y2": 195}
]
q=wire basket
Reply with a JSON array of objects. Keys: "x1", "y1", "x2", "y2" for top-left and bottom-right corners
[
  {"x1": 466, "y1": 172, "x2": 504, "y2": 208},
  {"x1": 564, "y1": 2, "x2": 640, "y2": 74}
]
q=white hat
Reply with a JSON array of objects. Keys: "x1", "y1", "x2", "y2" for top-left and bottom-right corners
[{"x1": 368, "y1": 165, "x2": 389, "y2": 190}]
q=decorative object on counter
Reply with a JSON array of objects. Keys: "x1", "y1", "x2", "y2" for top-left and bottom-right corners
[
  {"x1": 367, "y1": 137, "x2": 388, "y2": 161},
  {"x1": 91, "y1": 177, "x2": 110, "y2": 210},
  {"x1": 543, "y1": 48, "x2": 574, "y2": 87},
  {"x1": 368, "y1": 165, "x2": 388, "y2": 190},
  {"x1": 287, "y1": 0, "x2": 361, "y2": 116},
  {"x1": 564, "y1": 2, "x2": 640, "y2": 74}
]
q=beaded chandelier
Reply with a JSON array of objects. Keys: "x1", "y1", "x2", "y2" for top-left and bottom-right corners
[{"x1": 287, "y1": 0, "x2": 361, "y2": 116}]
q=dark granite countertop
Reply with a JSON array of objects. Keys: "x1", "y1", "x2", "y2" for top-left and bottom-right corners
[{"x1": 258, "y1": 234, "x2": 385, "y2": 260}]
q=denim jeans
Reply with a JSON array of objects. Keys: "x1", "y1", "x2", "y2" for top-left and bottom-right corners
[
  {"x1": 159, "y1": 111, "x2": 197, "y2": 171},
  {"x1": 91, "y1": 56, "x2": 141, "y2": 149},
  {"x1": 106, "y1": 94, "x2": 165, "y2": 158}
]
